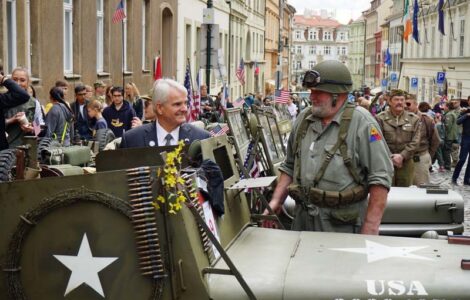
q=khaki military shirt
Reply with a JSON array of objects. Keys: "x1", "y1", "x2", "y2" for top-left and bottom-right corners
[
  {"x1": 416, "y1": 112, "x2": 440, "y2": 158},
  {"x1": 279, "y1": 104, "x2": 393, "y2": 192},
  {"x1": 375, "y1": 110, "x2": 421, "y2": 161}
]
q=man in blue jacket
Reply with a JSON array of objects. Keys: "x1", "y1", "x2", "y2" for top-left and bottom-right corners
[
  {"x1": 121, "y1": 79, "x2": 210, "y2": 148},
  {"x1": 103, "y1": 86, "x2": 136, "y2": 138},
  {"x1": 452, "y1": 96, "x2": 470, "y2": 185}
]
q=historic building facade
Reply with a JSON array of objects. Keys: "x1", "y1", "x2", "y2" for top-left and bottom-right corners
[
  {"x1": 1, "y1": 0, "x2": 177, "y2": 102},
  {"x1": 400, "y1": 0, "x2": 470, "y2": 101},
  {"x1": 348, "y1": 17, "x2": 366, "y2": 90},
  {"x1": 291, "y1": 13, "x2": 349, "y2": 90}
]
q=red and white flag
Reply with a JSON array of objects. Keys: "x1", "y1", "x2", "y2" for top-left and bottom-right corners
[
  {"x1": 209, "y1": 124, "x2": 230, "y2": 137},
  {"x1": 236, "y1": 58, "x2": 245, "y2": 85},
  {"x1": 154, "y1": 56, "x2": 162, "y2": 81},
  {"x1": 112, "y1": 0, "x2": 126, "y2": 23},
  {"x1": 275, "y1": 89, "x2": 290, "y2": 104},
  {"x1": 233, "y1": 97, "x2": 246, "y2": 108}
]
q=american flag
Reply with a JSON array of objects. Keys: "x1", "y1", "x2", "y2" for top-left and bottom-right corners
[
  {"x1": 209, "y1": 124, "x2": 230, "y2": 137},
  {"x1": 184, "y1": 63, "x2": 195, "y2": 122},
  {"x1": 236, "y1": 58, "x2": 245, "y2": 85},
  {"x1": 275, "y1": 89, "x2": 290, "y2": 104},
  {"x1": 233, "y1": 97, "x2": 245, "y2": 108},
  {"x1": 189, "y1": 70, "x2": 201, "y2": 121},
  {"x1": 241, "y1": 141, "x2": 261, "y2": 193},
  {"x1": 112, "y1": 0, "x2": 126, "y2": 24}
]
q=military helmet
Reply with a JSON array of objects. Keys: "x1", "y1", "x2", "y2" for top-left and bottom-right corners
[{"x1": 302, "y1": 60, "x2": 352, "y2": 94}]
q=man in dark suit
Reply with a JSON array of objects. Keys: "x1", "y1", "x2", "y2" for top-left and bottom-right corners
[{"x1": 121, "y1": 78, "x2": 210, "y2": 148}]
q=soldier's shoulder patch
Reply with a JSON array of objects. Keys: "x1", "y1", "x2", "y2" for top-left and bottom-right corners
[{"x1": 369, "y1": 125, "x2": 382, "y2": 142}]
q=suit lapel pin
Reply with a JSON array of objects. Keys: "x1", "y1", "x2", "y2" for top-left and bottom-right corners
[{"x1": 149, "y1": 140, "x2": 156, "y2": 147}]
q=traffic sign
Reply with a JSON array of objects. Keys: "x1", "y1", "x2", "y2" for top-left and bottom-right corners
[
  {"x1": 381, "y1": 79, "x2": 388, "y2": 87},
  {"x1": 436, "y1": 72, "x2": 446, "y2": 84},
  {"x1": 390, "y1": 72, "x2": 398, "y2": 82},
  {"x1": 411, "y1": 77, "x2": 418, "y2": 89}
]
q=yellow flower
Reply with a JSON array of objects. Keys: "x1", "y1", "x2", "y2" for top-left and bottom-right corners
[
  {"x1": 156, "y1": 195, "x2": 165, "y2": 203},
  {"x1": 174, "y1": 202, "x2": 182, "y2": 211},
  {"x1": 177, "y1": 177, "x2": 185, "y2": 185},
  {"x1": 177, "y1": 194, "x2": 186, "y2": 204},
  {"x1": 152, "y1": 202, "x2": 161, "y2": 210},
  {"x1": 165, "y1": 175, "x2": 176, "y2": 187}
]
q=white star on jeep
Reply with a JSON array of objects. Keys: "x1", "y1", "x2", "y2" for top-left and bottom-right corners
[
  {"x1": 53, "y1": 233, "x2": 118, "y2": 297},
  {"x1": 330, "y1": 240, "x2": 434, "y2": 263}
]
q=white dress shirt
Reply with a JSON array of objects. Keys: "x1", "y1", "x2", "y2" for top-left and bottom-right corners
[{"x1": 156, "y1": 121, "x2": 180, "y2": 146}]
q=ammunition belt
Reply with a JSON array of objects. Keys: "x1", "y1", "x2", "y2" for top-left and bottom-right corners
[
  {"x1": 181, "y1": 172, "x2": 216, "y2": 264},
  {"x1": 127, "y1": 167, "x2": 166, "y2": 280},
  {"x1": 287, "y1": 184, "x2": 366, "y2": 208}
]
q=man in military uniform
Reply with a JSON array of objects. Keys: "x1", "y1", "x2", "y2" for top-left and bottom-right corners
[
  {"x1": 443, "y1": 101, "x2": 459, "y2": 171},
  {"x1": 263, "y1": 60, "x2": 393, "y2": 234},
  {"x1": 92, "y1": 80, "x2": 107, "y2": 105},
  {"x1": 404, "y1": 94, "x2": 440, "y2": 185},
  {"x1": 376, "y1": 89, "x2": 421, "y2": 187}
]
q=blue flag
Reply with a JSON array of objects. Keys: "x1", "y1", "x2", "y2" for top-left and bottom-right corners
[
  {"x1": 438, "y1": 0, "x2": 445, "y2": 35},
  {"x1": 412, "y1": 0, "x2": 419, "y2": 43},
  {"x1": 384, "y1": 48, "x2": 391, "y2": 66}
]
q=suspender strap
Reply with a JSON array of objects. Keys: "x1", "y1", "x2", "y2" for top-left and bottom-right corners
[
  {"x1": 292, "y1": 104, "x2": 362, "y2": 187},
  {"x1": 60, "y1": 122, "x2": 68, "y2": 144},
  {"x1": 292, "y1": 109, "x2": 312, "y2": 184}
]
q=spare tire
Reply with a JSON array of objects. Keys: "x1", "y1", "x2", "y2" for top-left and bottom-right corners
[
  {"x1": 95, "y1": 129, "x2": 115, "y2": 151},
  {"x1": 37, "y1": 138, "x2": 62, "y2": 164},
  {"x1": 0, "y1": 149, "x2": 17, "y2": 182}
]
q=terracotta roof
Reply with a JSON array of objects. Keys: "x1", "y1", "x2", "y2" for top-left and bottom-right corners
[{"x1": 293, "y1": 15, "x2": 342, "y2": 28}]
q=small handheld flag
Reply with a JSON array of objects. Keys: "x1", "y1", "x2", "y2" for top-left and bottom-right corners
[{"x1": 209, "y1": 124, "x2": 230, "y2": 137}]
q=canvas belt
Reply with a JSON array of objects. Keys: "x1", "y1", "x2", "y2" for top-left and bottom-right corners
[{"x1": 287, "y1": 184, "x2": 366, "y2": 209}]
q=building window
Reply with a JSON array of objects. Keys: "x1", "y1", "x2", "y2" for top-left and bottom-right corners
[
  {"x1": 97, "y1": 0, "x2": 104, "y2": 72},
  {"x1": 308, "y1": 30, "x2": 317, "y2": 40},
  {"x1": 6, "y1": 0, "x2": 17, "y2": 74},
  {"x1": 324, "y1": 46, "x2": 331, "y2": 55},
  {"x1": 309, "y1": 46, "x2": 316, "y2": 54},
  {"x1": 457, "y1": 81, "x2": 462, "y2": 98},
  {"x1": 324, "y1": 31, "x2": 331, "y2": 40},
  {"x1": 341, "y1": 46, "x2": 347, "y2": 55},
  {"x1": 337, "y1": 47, "x2": 340, "y2": 55},
  {"x1": 308, "y1": 61, "x2": 315, "y2": 69},
  {"x1": 339, "y1": 32, "x2": 345, "y2": 41},
  {"x1": 296, "y1": 61, "x2": 301, "y2": 69},
  {"x1": 439, "y1": 33, "x2": 443, "y2": 57},
  {"x1": 295, "y1": 31, "x2": 301, "y2": 40},
  {"x1": 430, "y1": 27, "x2": 435, "y2": 58},
  {"x1": 142, "y1": 0, "x2": 150, "y2": 70},
  {"x1": 296, "y1": 45, "x2": 302, "y2": 54},
  {"x1": 448, "y1": 27, "x2": 454, "y2": 57},
  {"x1": 63, "y1": 0, "x2": 73, "y2": 74},
  {"x1": 459, "y1": 20, "x2": 465, "y2": 57}
]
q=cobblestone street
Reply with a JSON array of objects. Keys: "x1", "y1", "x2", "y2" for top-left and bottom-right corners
[{"x1": 430, "y1": 166, "x2": 470, "y2": 235}]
